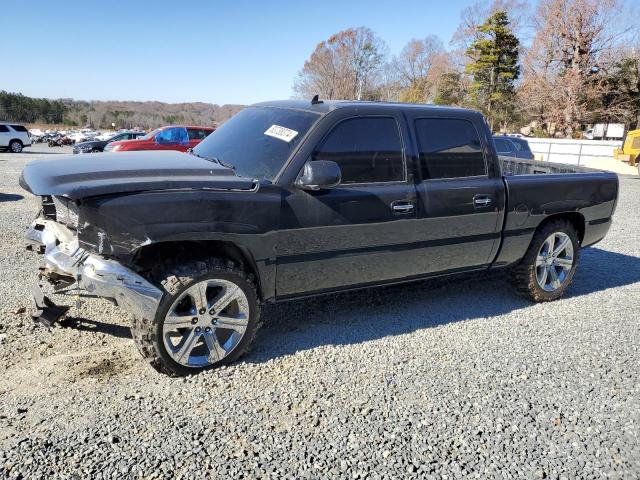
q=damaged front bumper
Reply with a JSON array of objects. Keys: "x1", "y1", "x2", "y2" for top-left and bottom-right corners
[{"x1": 26, "y1": 219, "x2": 163, "y2": 322}]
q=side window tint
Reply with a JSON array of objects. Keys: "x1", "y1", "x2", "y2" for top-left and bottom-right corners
[
  {"x1": 511, "y1": 140, "x2": 524, "y2": 151},
  {"x1": 415, "y1": 118, "x2": 486, "y2": 179},
  {"x1": 313, "y1": 117, "x2": 404, "y2": 184},
  {"x1": 494, "y1": 138, "x2": 512, "y2": 153},
  {"x1": 188, "y1": 129, "x2": 209, "y2": 140},
  {"x1": 157, "y1": 127, "x2": 188, "y2": 144},
  {"x1": 0, "y1": 125, "x2": 9, "y2": 132}
]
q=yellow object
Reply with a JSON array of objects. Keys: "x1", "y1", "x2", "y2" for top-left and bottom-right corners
[{"x1": 615, "y1": 129, "x2": 640, "y2": 166}]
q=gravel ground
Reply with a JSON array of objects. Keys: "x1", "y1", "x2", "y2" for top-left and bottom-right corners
[{"x1": 0, "y1": 145, "x2": 639, "y2": 479}]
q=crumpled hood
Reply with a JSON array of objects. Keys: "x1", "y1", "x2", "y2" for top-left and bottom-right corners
[{"x1": 19, "y1": 150, "x2": 256, "y2": 200}]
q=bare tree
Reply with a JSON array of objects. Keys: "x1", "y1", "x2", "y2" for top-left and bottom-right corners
[
  {"x1": 519, "y1": 0, "x2": 637, "y2": 137},
  {"x1": 294, "y1": 27, "x2": 387, "y2": 100},
  {"x1": 391, "y1": 36, "x2": 451, "y2": 102}
]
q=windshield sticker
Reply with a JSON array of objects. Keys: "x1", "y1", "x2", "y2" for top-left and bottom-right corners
[{"x1": 264, "y1": 125, "x2": 299, "y2": 143}]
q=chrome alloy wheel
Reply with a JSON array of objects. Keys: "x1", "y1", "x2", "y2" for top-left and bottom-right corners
[
  {"x1": 162, "y1": 279, "x2": 249, "y2": 367},
  {"x1": 535, "y1": 232, "x2": 574, "y2": 292},
  {"x1": 10, "y1": 141, "x2": 22, "y2": 153}
]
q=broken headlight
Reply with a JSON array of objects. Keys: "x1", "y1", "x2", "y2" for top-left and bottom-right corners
[{"x1": 45, "y1": 195, "x2": 79, "y2": 229}]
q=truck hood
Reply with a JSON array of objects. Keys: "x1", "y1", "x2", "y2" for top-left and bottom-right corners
[{"x1": 20, "y1": 150, "x2": 256, "y2": 200}]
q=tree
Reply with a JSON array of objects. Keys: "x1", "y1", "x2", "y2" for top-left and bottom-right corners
[
  {"x1": 392, "y1": 36, "x2": 449, "y2": 103},
  {"x1": 595, "y1": 47, "x2": 640, "y2": 128},
  {"x1": 294, "y1": 27, "x2": 387, "y2": 100},
  {"x1": 465, "y1": 11, "x2": 520, "y2": 130},
  {"x1": 433, "y1": 71, "x2": 467, "y2": 106},
  {"x1": 519, "y1": 0, "x2": 636, "y2": 137}
]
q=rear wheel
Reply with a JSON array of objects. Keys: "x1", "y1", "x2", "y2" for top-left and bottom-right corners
[
  {"x1": 509, "y1": 219, "x2": 580, "y2": 302},
  {"x1": 131, "y1": 257, "x2": 262, "y2": 376},
  {"x1": 9, "y1": 140, "x2": 23, "y2": 153}
]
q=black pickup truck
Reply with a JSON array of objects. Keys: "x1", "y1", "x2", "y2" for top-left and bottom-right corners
[{"x1": 20, "y1": 100, "x2": 619, "y2": 376}]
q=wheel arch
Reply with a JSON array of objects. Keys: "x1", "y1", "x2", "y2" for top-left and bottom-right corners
[
  {"x1": 131, "y1": 240, "x2": 265, "y2": 300},
  {"x1": 534, "y1": 211, "x2": 585, "y2": 244}
]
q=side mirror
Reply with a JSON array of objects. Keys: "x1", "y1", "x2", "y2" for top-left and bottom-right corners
[{"x1": 296, "y1": 160, "x2": 341, "y2": 191}]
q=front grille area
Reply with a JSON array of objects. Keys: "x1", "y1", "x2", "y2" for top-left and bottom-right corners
[
  {"x1": 41, "y1": 195, "x2": 79, "y2": 228},
  {"x1": 42, "y1": 195, "x2": 56, "y2": 220}
]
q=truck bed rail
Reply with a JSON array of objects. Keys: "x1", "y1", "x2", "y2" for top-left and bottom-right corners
[{"x1": 499, "y1": 156, "x2": 598, "y2": 176}]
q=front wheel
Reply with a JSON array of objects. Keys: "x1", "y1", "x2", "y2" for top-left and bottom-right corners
[
  {"x1": 509, "y1": 219, "x2": 580, "y2": 302},
  {"x1": 9, "y1": 140, "x2": 23, "y2": 153},
  {"x1": 131, "y1": 258, "x2": 262, "y2": 376}
]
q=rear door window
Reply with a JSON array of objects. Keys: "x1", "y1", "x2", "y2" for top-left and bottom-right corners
[
  {"x1": 188, "y1": 128, "x2": 211, "y2": 140},
  {"x1": 313, "y1": 117, "x2": 405, "y2": 184},
  {"x1": 9, "y1": 125, "x2": 27, "y2": 132},
  {"x1": 415, "y1": 118, "x2": 487, "y2": 179},
  {"x1": 494, "y1": 138, "x2": 513, "y2": 154}
]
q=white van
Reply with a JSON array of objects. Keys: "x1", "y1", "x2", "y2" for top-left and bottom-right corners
[{"x1": 0, "y1": 123, "x2": 32, "y2": 153}]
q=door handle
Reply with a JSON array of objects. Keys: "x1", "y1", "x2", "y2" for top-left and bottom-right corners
[
  {"x1": 473, "y1": 195, "x2": 493, "y2": 207},
  {"x1": 391, "y1": 201, "x2": 414, "y2": 213}
]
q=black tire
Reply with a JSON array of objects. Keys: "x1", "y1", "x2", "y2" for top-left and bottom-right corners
[
  {"x1": 508, "y1": 219, "x2": 580, "y2": 302},
  {"x1": 131, "y1": 257, "x2": 262, "y2": 376},
  {"x1": 9, "y1": 140, "x2": 23, "y2": 153}
]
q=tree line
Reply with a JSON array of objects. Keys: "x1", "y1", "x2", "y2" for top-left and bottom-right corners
[
  {"x1": 294, "y1": 0, "x2": 640, "y2": 137},
  {"x1": 0, "y1": 91, "x2": 243, "y2": 130}
]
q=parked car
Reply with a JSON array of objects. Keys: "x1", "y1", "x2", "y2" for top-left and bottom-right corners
[
  {"x1": 20, "y1": 100, "x2": 619, "y2": 376},
  {"x1": 0, "y1": 122, "x2": 32, "y2": 153},
  {"x1": 104, "y1": 125, "x2": 214, "y2": 152},
  {"x1": 73, "y1": 131, "x2": 146, "y2": 154},
  {"x1": 493, "y1": 135, "x2": 535, "y2": 160}
]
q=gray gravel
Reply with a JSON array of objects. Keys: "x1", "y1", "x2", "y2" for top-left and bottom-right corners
[{"x1": 1, "y1": 145, "x2": 639, "y2": 479}]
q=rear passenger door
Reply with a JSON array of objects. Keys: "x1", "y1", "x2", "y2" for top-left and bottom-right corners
[
  {"x1": 276, "y1": 113, "x2": 418, "y2": 297},
  {"x1": 409, "y1": 116, "x2": 505, "y2": 273}
]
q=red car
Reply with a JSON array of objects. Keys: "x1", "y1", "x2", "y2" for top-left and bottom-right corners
[{"x1": 104, "y1": 125, "x2": 215, "y2": 152}]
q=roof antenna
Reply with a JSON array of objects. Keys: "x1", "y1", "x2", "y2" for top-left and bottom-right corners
[{"x1": 311, "y1": 94, "x2": 323, "y2": 105}]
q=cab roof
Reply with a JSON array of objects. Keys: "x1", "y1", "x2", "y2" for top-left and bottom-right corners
[{"x1": 252, "y1": 99, "x2": 480, "y2": 117}]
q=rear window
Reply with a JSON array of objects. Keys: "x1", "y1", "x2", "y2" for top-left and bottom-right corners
[
  {"x1": 188, "y1": 128, "x2": 210, "y2": 140},
  {"x1": 494, "y1": 138, "x2": 513, "y2": 153},
  {"x1": 511, "y1": 138, "x2": 531, "y2": 152},
  {"x1": 415, "y1": 118, "x2": 487, "y2": 179},
  {"x1": 9, "y1": 125, "x2": 27, "y2": 132}
]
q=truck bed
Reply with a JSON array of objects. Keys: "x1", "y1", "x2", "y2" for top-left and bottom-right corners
[{"x1": 499, "y1": 156, "x2": 597, "y2": 175}]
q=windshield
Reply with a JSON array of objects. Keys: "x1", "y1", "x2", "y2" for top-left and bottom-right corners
[
  {"x1": 192, "y1": 106, "x2": 320, "y2": 181},
  {"x1": 141, "y1": 128, "x2": 161, "y2": 140}
]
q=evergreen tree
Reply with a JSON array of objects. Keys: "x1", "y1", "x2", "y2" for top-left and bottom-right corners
[{"x1": 465, "y1": 11, "x2": 520, "y2": 131}]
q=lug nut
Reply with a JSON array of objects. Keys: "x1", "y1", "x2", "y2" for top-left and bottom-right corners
[
  {"x1": 199, "y1": 308, "x2": 206, "y2": 315},
  {"x1": 205, "y1": 327, "x2": 211, "y2": 333},
  {"x1": 191, "y1": 317, "x2": 198, "y2": 324},
  {"x1": 209, "y1": 309, "x2": 215, "y2": 315},
  {"x1": 195, "y1": 327, "x2": 201, "y2": 333},
  {"x1": 212, "y1": 319, "x2": 218, "y2": 325}
]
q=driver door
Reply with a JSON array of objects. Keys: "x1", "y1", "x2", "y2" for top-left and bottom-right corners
[{"x1": 276, "y1": 113, "x2": 418, "y2": 298}]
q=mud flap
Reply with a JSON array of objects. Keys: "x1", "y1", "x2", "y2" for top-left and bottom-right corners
[{"x1": 31, "y1": 282, "x2": 70, "y2": 328}]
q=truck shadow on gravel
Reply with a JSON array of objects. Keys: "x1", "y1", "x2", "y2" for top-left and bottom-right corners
[
  {"x1": 249, "y1": 247, "x2": 640, "y2": 362},
  {"x1": 0, "y1": 193, "x2": 24, "y2": 202},
  {"x1": 61, "y1": 317, "x2": 131, "y2": 339}
]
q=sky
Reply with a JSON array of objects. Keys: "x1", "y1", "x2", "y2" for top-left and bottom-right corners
[{"x1": 3, "y1": 0, "x2": 490, "y2": 106}]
